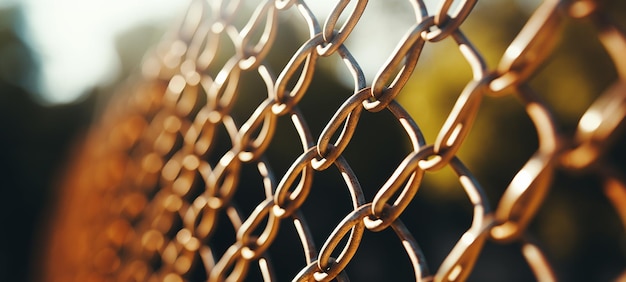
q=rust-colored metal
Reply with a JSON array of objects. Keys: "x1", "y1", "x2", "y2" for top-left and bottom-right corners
[{"x1": 43, "y1": 0, "x2": 626, "y2": 281}]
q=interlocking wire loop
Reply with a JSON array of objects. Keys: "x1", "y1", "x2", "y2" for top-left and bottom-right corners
[{"x1": 44, "y1": 0, "x2": 626, "y2": 281}]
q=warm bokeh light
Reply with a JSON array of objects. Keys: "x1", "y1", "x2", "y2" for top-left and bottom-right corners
[{"x1": 17, "y1": 0, "x2": 188, "y2": 104}]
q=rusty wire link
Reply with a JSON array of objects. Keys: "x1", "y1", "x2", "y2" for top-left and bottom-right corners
[
  {"x1": 44, "y1": 0, "x2": 626, "y2": 281},
  {"x1": 433, "y1": 157, "x2": 492, "y2": 282},
  {"x1": 560, "y1": 7, "x2": 626, "y2": 170},
  {"x1": 366, "y1": 147, "x2": 430, "y2": 232},
  {"x1": 389, "y1": 218, "x2": 430, "y2": 280},
  {"x1": 312, "y1": 45, "x2": 367, "y2": 170},
  {"x1": 315, "y1": 204, "x2": 368, "y2": 281},
  {"x1": 427, "y1": 0, "x2": 477, "y2": 42},
  {"x1": 273, "y1": 34, "x2": 323, "y2": 115},
  {"x1": 424, "y1": 76, "x2": 490, "y2": 171},
  {"x1": 317, "y1": 0, "x2": 368, "y2": 56},
  {"x1": 521, "y1": 239, "x2": 558, "y2": 282},
  {"x1": 236, "y1": 0, "x2": 278, "y2": 70},
  {"x1": 237, "y1": 98, "x2": 278, "y2": 162},
  {"x1": 491, "y1": 84, "x2": 560, "y2": 243},
  {"x1": 489, "y1": 0, "x2": 564, "y2": 94},
  {"x1": 366, "y1": 16, "x2": 434, "y2": 112},
  {"x1": 273, "y1": 148, "x2": 317, "y2": 218},
  {"x1": 312, "y1": 88, "x2": 369, "y2": 171}
]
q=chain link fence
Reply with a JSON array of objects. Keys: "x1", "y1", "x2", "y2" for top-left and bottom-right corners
[{"x1": 44, "y1": 0, "x2": 626, "y2": 281}]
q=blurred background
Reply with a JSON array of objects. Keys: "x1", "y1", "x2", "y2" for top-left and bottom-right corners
[{"x1": 0, "y1": 0, "x2": 625, "y2": 281}]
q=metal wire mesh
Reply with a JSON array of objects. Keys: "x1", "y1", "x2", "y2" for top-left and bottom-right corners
[{"x1": 44, "y1": 0, "x2": 626, "y2": 281}]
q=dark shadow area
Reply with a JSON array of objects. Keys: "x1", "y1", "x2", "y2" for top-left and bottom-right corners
[{"x1": 0, "y1": 6, "x2": 94, "y2": 282}]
